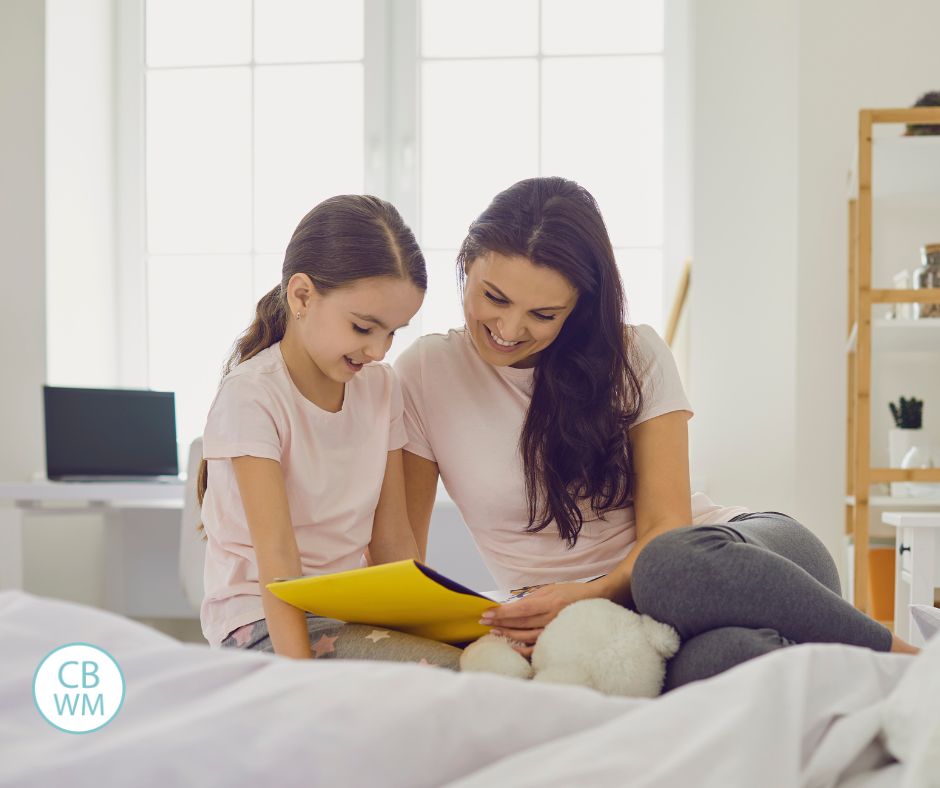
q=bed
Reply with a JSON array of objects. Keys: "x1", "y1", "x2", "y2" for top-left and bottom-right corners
[{"x1": 1, "y1": 590, "x2": 936, "y2": 787}]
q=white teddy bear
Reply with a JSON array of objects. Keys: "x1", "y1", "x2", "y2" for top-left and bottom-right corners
[{"x1": 460, "y1": 598, "x2": 680, "y2": 698}]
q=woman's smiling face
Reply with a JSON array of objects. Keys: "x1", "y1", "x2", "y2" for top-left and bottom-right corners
[{"x1": 463, "y1": 251, "x2": 579, "y2": 368}]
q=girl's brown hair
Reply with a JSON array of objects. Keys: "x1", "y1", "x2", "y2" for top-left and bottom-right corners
[
  {"x1": 457, "y1": 177, "x2": 643, "y2": 547},
  {"x1": 196, "y1": 195, "x2": 426, "y2": 528}
]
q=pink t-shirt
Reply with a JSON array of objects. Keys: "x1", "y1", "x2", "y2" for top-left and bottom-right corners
[
  {"x1": 199, "y1": 343, "x2": 407, "y2": 647},
  {"x1": 395, "y1": 325, "x2": 749, "y2": 592}
]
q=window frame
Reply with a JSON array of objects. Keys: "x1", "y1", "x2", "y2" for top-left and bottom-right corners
[{"x1": 112, "y1": 0, "x2": 685, "y2": 435}]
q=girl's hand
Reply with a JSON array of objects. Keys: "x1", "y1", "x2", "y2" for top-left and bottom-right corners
[{"x1": 479, "y1": 582, "x2": 601, "y2": 657}]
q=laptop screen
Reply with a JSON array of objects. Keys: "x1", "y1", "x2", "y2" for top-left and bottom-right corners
[{"x1": 43, "y1": 386, "x2": 179, "y2": 480}]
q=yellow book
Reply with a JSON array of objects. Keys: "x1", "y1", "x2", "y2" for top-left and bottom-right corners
[{"x1": 266, "y1": 560, "x2": 501, "y2": 644}]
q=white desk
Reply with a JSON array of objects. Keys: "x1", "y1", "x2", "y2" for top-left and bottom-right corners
[
  {"x1": 0, "y1": 481, "x2": 184, "y2": 591},
  {"x1": 881, "y1": 510, "x2": 940, "y2": 646}
]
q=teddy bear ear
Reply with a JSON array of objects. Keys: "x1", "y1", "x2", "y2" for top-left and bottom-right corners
[{"x1": 640, "y1": 615, "x2": 680, "y2": 659}]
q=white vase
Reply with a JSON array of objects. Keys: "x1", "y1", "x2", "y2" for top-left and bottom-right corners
[{"x1": 889, "y1": 427, "x2": 923, "y2": 497}]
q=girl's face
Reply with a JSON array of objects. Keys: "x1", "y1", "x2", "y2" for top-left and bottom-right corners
[
  {"x1": 287, "y1": 274, "x2": 424, "y2": 383},
  {"x1": 463, "y1": 251, "x2": 578, "y2": 368}
]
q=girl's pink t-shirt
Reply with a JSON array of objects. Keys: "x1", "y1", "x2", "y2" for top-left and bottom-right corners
[
  {"x1": 199, "y1": 343, "x2": 406, "y2": 647},
  {"x1": 395, "y1": 325, "x2": 749, "y2": 592}
]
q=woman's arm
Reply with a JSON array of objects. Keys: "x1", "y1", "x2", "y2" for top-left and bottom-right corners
[
  {"x1": 232, "y1": 455, "x2": 312, "y2": 659},
  {"x1": 594, "y1": 409, "x2": 692, "y2": 605},
  {"x1": 482, "y1": 411, "x2": 693, "y2": 652},
  {"x1": 401, "y1": 450, "x2": 440, "y2": 562},
  {"x1": 369, "y1": 449, "x2": 421, "y2": 564}
]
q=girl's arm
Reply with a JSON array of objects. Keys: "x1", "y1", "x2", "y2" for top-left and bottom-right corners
[
  {"x1": 482, "y1": 411, "x2": 693, "y2": 652},
  {"x1": 400, "y1": 450, "x2": 440, "y2": 562},
  {"x1": 232, "y1": 455, "x2": 312, "y2": 659},
  {"x1": 369, "y1": 449, "x2": 422, "y2": 564}
]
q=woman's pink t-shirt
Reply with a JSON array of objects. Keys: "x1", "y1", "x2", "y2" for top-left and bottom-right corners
[
  {"x1": 199, "y1": 343, "x2": 406, "y2": 646},
  {"x1": 395, "y1": 325, "x2": 749, "y2": 592}
]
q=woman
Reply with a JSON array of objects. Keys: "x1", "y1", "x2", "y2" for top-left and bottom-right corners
[{"x1": 395, "y1": 176, "x2": 916, "y2": 690}]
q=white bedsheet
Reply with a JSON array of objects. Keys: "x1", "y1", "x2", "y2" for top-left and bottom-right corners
[{"x1": 0, "y1": 591, "x2": 927, "y2": 787}]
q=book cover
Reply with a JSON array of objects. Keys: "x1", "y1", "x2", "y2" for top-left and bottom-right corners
[{"x1": 266, "y1": 560, "x2": 501, "y2": 644}]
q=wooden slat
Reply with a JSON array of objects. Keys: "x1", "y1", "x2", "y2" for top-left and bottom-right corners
[
  {"x1": 853, "y1": 110, "x2": 873, "y2": 612},
  {"x1": 869, "y1": 107, "x2": 940, "y2": 124},
  {"x1": 846, "y1": 199, "x2": 857, "y2": 536},
  {"x1": 665, "y1": 259, "x2": 691, "y2": 348},
  {"x1": 871, "y1": 289, "x2": 940, "y2": 303},
  {"x1": 868, "y1": 468, "x2": 940, "y2": 482}
]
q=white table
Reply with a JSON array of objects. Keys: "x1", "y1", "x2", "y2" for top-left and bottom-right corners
[
  {"x1": 0, "y1": 481, "x2": 184, "y2": 591},
  {"x1": 881, "y1": 510, "x2": 940, "y2": 646}
]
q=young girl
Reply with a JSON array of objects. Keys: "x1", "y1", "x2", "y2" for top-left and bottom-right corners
[{"x1": 198, "y1": 195, "x2": 460, "y2": 667}]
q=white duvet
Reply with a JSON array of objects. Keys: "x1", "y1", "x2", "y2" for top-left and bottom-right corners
[{"x1": 1, "y1": 591, "x2": 936, "y2": 787}]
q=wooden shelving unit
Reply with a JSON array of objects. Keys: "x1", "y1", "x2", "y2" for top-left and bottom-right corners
[{"x1": 846, "y1": 107, "x2": 940, "y2": 614}]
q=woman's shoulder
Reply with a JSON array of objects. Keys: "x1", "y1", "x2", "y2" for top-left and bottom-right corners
[
  {"x1": 624, "y1": 323, "x2": 672, "y2": 369},
  {"x1": 625, "y1": 322, "x2": 664, "y2": 349},
  {"x1": 395, "y1": 328, "x2": 472, "y2": 376}
]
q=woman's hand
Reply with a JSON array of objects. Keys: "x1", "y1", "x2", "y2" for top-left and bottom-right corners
[{"x1": 480, "y1": 582, "x2": 602, "y2": 657}]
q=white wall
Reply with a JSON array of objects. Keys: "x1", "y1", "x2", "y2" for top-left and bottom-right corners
[
  {"x1": 0, "y1": 0, "x2": 46, "y2": 482},
  {"x1": 690, "y1": 0, "x2": 940, "y2": 585},
  {"x1": 46, "y1": 0, "x2": 117, "y2": 387},
  {"x1": 689, "y1": 0, "x2": 800, "y2": 513}
]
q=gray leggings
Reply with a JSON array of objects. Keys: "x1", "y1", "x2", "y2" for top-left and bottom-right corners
[
  {"x1": 220, "y1": 613, "x2": 462, "y2": 670},
  {"x1": 630, "y1": 512, "x2": 893, "y2": 692}
]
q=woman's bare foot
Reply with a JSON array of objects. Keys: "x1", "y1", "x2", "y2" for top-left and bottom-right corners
[{"x1": 891, "y1": 634, "x2": 921, "y2": 655}]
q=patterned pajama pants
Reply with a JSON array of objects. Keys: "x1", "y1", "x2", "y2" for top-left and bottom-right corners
[{"x1": 221, "y1": 613, "x2": 462, "y2": 670}]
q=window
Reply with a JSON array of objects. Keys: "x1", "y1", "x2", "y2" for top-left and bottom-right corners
[
  {"x1": 419, "y1": 0, "x2": 664, "y2": 334},
  {"x1": 130, "y1": 0, "x2": 666, "y2": 453},
  {"x1": 143, "y1": 0, "x2": 366, "y2": 450}
]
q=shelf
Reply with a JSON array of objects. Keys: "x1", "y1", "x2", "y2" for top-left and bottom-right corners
[
  {"x1": 846, "y1": 318, "x2": 940, "y2": 354},
  {"x1": 846, "y1": 495, "x2": 940, "y2": 508},
  {"x1": 848, "y1": 135, "x2": 940, "y2": 199}
]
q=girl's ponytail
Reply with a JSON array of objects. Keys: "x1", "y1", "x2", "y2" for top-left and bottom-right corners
[
  {"x1": 221, "y1": 285, "x2": 288, "y2": 380},
  {"x1": 196, "y1": 284, "x2": 288, "y2": 519}
]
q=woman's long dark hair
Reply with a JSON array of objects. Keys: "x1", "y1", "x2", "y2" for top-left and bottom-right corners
[
  {"x1": 197, "y1": 195, "x2": 426, "y2": 517},
  {"x1": 457, "y1": 177, "x2": 643, "y2": 547}
]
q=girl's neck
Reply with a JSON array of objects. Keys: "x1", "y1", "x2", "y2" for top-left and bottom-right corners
[{"x1": 278, "y1": 329, "x2": 345, "y2": 413}]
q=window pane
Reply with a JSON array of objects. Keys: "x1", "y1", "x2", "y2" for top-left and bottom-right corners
[
  {"x1": 421, "y1": 0, "x2": 538, "y2": 57},
  {"x1": 542, "y1": 56, "x2": 662, "y2": 248},
  {"x1": 541, "y1": 0, "x2": 664, "y2": 55},
  {"x1": 420, "y1": 250, "x2": 464, "y2": 336},
  {"x1": 421, "y1": 60, "x2": 538, "y2": 249},
  {"x1": 254, "y1": 64, "x2": 364, "y2": 253},
  {"x1": 616, "y1": 248, "x2": 663, "y2": 330},
  {"x1": 146, "y1": 0, "x2": 251, "y2": 67},
  {"x1": 148, "y1": 255, "x2": 254, "y2": 449},
  {"x1": 147, "y1": 68, "x2": 252, "y2": 254},
  {"x1": 254, "y1": 0, "x2": 363, "y2": 63}
]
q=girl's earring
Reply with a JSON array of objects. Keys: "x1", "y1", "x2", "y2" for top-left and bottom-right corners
[{"x1": 295, "y1": 311, "x2": 301, "y2": 320}]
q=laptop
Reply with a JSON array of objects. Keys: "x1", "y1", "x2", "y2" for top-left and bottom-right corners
[{"x1": 43, "y1": 385, "x2": 180, "y2": 482}]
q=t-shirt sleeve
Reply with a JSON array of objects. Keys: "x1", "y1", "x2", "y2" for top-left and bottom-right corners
[
  {"x1": 387, "y1": 366, "x2": 407, "y2": 452},
  {"x1": 202, "y1": 374, "x2": 282, "y2": 461},
  {"x1": 630, "y1": 324, "x2": 694, "y2": 427},
  {"x1": 393, "y1": 340, "x2": 437, "y2": 463}
]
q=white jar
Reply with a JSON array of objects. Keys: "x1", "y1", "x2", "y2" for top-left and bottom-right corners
[{"x1": 900, "y1": 444, "x2": 935, "y2": 497}]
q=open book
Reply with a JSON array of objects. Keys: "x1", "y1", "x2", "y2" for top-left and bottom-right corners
[{"x1": 267, "y1": 560, "x2": 503, "y2": 644}]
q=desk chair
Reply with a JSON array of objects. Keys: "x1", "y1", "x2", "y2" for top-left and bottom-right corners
[{"x1": 178, "y1": 438, "x2": 206, "y2": 612}]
